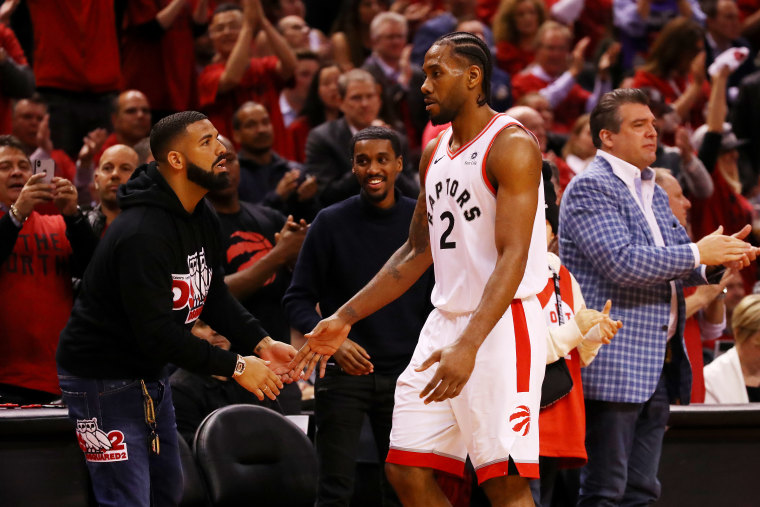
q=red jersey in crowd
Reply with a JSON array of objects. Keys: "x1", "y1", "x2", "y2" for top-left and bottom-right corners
[
  {"x1": 0, "y1": 211, "x2": 75, "y2": 395},
  {"x1": 121, "y1": 0, "x2": 198, "y2": 112},
  {"x1": 536, "y1": 262, "x2": 588, "y2": 467},
  {"x1": 26, "y1": 0, "x2": 121, "y2": 92},
  {"x1": 0, "y1": 24, "x2": 28, "y2": 134},
  {"x1": 198, "y1": 56, "x2": 293, "y2": 159}
]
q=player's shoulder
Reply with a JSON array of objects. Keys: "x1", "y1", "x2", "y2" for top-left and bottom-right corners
[{"x1": 487, "y1": 124, "x2": 541, "y2": 169}]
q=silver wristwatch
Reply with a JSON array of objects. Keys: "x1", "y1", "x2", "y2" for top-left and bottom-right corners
[{"x1": 233, "y1": 354, "x2": 246, "y2": 377}]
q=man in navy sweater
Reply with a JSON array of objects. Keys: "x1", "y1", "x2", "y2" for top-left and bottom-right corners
[{"x1": 284, "y1": 126, "x2": 433, "y2": 506}]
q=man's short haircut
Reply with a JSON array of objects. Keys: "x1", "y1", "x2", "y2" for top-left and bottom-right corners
[
  {"x1": 350, "y1": 126, "x2": 402, "y2": 160},
  {"x1": 337, "y1": 69, "x2": 376, "y2": 99},
  {"x1": 0, "y1": 134, "x2": 29, "y2": 156},
  {"x1": 533, "y1": 20, "x2": 572, "y2": 50},
  {"x1": 231, "y1": 101, "x2": 264, "y2": 131},
  {"x1": 149, "y1": 111, "x2": 208, "y2": 163},
  {"x1": 589, "y1": 88, "x2": 649, "y2": 149},
  {"x1": 13, "y1": 93, "x2": 46, "y2": 114},
  {"x1": 433, "y1": 32, "x2": 492, "y2": 107},
  {"x1": 653, "y1": 167, "x2": 673, "y2": 186},
  {"x1": 370, "y1": 11, "x2": 407, "y2": 40},
  {"x1": 213, "y1": 2, "x2": 242, "y2": 16},
  {"x1": 133, "y1": 137, "x2": 153, "y2": 165}
]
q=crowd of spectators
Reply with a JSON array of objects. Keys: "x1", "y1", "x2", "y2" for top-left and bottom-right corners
[{"x1": 2, "y1": 0, "x2": 760, "y2": 504}]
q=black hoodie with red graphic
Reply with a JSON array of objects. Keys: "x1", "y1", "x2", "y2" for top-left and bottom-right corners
[{"x1": 57, "y1": 162, "x2": 268, "y2": 380}]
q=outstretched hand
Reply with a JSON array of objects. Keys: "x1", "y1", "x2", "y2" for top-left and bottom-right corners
[
  {"x1": 415, "y1": 341, "x2": 476, "y2": 404},
  {"x1": 259, "y1": 340, "x2": 300, "y2": 383},
  {"x1": 288, "y1": 315, "x2": 352, "y2": 379}
]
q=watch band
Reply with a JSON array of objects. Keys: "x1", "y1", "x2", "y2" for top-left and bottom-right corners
[
  {"x1": 233, "y1": 354, "x2": 246, "y2": 377},
  {"x1": 9, "y1": 204, "x2": 28, "y2": 225}
]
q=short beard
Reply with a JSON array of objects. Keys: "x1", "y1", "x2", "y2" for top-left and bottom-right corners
[
  {"x1": 187, "y1": 161, "x2": 229, "y2": 191},
  {"x1": 430, "y1": 107, "x2": 456, "y2": 126},
  {"x1": 360, "y1": 187, "x2": 388, "y2": 204}
]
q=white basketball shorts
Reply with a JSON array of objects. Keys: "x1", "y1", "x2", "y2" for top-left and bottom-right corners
[{"x1": 386, "y1": 296, "x2": 546, "y2": 484}]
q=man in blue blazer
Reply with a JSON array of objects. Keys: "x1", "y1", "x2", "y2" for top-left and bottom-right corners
[{"x1": 559, "y1": 88, "x2": 758, "y2": 506}]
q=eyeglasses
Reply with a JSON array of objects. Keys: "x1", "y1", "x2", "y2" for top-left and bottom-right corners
[{"x1": 140, "y1": 380, "x2": 160, "y2": 455}]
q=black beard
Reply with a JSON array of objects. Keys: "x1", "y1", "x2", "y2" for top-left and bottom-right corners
[
  {"x1": 360, "y1": 187, "x2": 388, "y2": 203},
  {"x1": 187, "y1": 161, "x2": 229, "y2": 191},
  {"x1": 430, "y1": 107, "x2": 456, "y2": 126}
]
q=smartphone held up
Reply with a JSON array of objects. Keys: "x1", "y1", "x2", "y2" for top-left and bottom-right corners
[{"x1": 33, "y1": 159, "x2": 54, "y2": 185}]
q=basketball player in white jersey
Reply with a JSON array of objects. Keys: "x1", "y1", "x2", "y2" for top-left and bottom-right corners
[{"x1": 291, "y1": 32, "x2": 547, "y2": 506}]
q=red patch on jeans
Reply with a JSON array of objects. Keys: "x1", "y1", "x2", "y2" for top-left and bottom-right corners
[{"x1": 75, "y1": 417, "x2": 129, "y2": 462}]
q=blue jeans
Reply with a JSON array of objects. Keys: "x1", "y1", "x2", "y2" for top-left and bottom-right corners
[
  {"x1": 58, "y1": 371, "x2": 182, "y2": 507},
  {"x1": 314, "y1": 368, "x2": 401, "y2": 507},
  {"x1": 578, "y1": 374, "x2": 670, "y2": 507}
]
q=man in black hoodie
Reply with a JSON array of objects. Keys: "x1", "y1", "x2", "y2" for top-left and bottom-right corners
[{"x1": 56, "y1": 111, "x2": 297, "y2": 506}]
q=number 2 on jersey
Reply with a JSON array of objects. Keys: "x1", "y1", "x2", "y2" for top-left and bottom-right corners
[{"x1": 439, "y1": 211, "x2": 456, "y2": 249}]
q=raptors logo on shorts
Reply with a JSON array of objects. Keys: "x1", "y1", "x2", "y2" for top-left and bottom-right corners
[{"x1": 510, "y1": 405, "x2": 531, "y2": 436}]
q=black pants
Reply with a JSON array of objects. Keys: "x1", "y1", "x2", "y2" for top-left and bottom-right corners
[{"x1": 314, "y1": 369, "x2": 401, "y2": 507}]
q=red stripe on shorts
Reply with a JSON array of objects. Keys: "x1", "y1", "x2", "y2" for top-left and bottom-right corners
[
  {"x1": 474, "y1": 459, "x2": 540, "y2": 484},
  {"x1": 512, "y1": 299, "x2": 531, "y2": 393},
  {"x1": 386, "y1": 448, "x2": 465, "y2": 477}
]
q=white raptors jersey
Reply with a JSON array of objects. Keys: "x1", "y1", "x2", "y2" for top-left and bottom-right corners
[{"x1": 424, "y1": 114, "x2": 548, "y2": 313}]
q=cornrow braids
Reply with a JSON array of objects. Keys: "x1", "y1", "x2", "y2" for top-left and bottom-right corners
[{"x1": 434, "y1": 32, "x2": 493, "y2": 107}]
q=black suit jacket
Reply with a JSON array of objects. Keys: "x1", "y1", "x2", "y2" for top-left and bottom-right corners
[{"x1": 304, "y1": 118, "x2": 419, "y2": 206}]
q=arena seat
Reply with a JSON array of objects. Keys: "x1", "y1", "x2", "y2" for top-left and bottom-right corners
[
  {"x1": 178, "y1": 431, "x2": 209, "y2": 507},
  {"x1": 659, "y1": 403, "x2": 760, "y2": 506},
  {"x1": 194, "y1": 404, "x2": 318, "y2": 506}
]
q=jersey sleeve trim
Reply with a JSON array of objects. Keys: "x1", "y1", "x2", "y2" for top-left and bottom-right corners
[{"x1": 480, "y1": 121, "x2": 540, "y2": 197}]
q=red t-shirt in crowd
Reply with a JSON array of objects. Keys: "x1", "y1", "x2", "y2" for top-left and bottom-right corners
[
  {"x1": 512, "y1": 71, "x2": 590, "y2": 133},
  {"x1": 121, "y1": 0, "x2": 198, "y2": 112},
  {"x1": 198, "y1": 56, "x2": 293, "y2": 159},
  {"x1": 26, "y1": 0, "x2": 121, "y2": 92},
  {"x1": 495, "y1": 41, "x2": 535, "y2": 77},
  {"x1": 0, "y1": 24, "x2": 28, "y2": 134},
  {"x1": 0, "y1": 211, "x2": 74, "y2": 395},
  {"x1": 536, "y1": 264, "x2": 587, "y2": 467}
]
